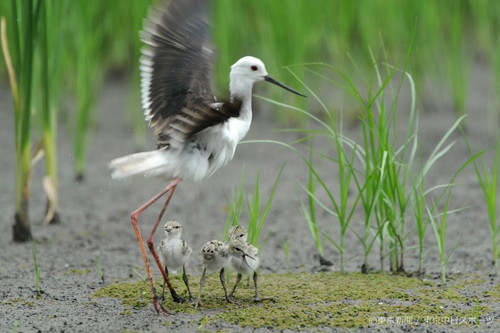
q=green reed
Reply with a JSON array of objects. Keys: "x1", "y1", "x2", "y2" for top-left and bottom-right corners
[
  {"x1": 253, "y1": 67, "x2": 363, "y2": 273},
  {"x1": 299, "y1": 142, "x2": 324, "y2": 260},
  {"x1": 256, "y1": 47, "x2": 477, "y2": 275},
  {"x1": 1, "y1": 0, "x2": 44, "y2": 241},
  {"x1": 31, "y1": 241, "x2": 42, "y2": 298},
  {"x1": 93, "y1": 257, "x2": 105, "y2": 283},
  {"x1": 37, "y1": 0, "x2": 69, "y2": 224},
  {"x1": 246, "y1": 165, "x2": 285, "y2": 247},
  {"x1": 223, "y1": 172, "x2": 245, "y2": 240},
  {"x1": 68, "y1": 1, "x2": 105, "y2": 181},
  {"x1": 467, "y1": 141, "x2": 500, "y2": 267},
  {"x1": 427, "y1": 152, "x2": 476, "y2": 284},
  {"x1": 223, "y1": 165, "x2": 284, "y2": 248}
]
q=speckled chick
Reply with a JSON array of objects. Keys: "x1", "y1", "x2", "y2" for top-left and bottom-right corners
[
  {"x1": 228, "y1": 227, "x2": 261, "y2": 301},
  {"x1": 158, "y1": 220, "x2": 193, "y2": 300},
  {"x1": 195, "y1": 239, "x2": 250, "y2": 308}
]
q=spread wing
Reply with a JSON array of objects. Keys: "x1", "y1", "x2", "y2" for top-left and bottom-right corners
[{"x1": 140, "y1": 0, "x2": 239, "y2": 148}]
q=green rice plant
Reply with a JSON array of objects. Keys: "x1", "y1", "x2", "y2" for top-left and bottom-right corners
[
  {"x1": 1, "y1": 0, "x2": 44, "y2": 242},
  {"x1": 246, "y1": 165, "x2": 285, "y2": 247},
  {"x1": 409, "y1": 114, "x2": 471, "y2": 270},
  {"x1": 223, "y1": 171, "x2": 245, "y2": 241},
  {"x1": 93, "y1": 257, "x2": 105, "y2": 283},
  {"x1": 351, "y1": 42, "x2": 467, "y2": 274},
  {"x1": 411, "y1": 177, "x2": 428, "y2": 275},
  {"x1": 115, "y1": 0, "x2": 150, "y2": 148},
  {"x1": 491, "y1": 5, "x2": 500, "y2": 132},
  {"x1": 252, "y1": 68, "x2": 364, "y2": 272},
  {"x1": 427, "y1": 151, "x2": 478, "y2": 283},
  {"x1": 31, "y1": 241, "x2": 42, "y2": 298},
  {"x1": 427, "y1": 200, "x2": 450, "y2": 284},
  {"x1": 445, "y1": 1, "x2": 470, "y2": 122},
  {"x1": 212, "y1": 0, "x2": 495, "y2": 127},
  {"x1": 67, "y1": 1, "x2": 105, "y2": 181},
  {"x1": 305, "y1": 129, "x2": 361, "y2": 273},
  {"x1": 223, "y1": 165, "x2": 284, "y2": 248},
  {"x1": 466, "y1": 141, "x2": 500, "y2": 267},
  {"x1": 299, "y1": 142, "x2": 324, "y2": 259},
  {"x1": 260, "y1": 50, "x2": 474, "y2": 275},
  {"x1": 277, "y1": 60, "x2": 401, "y2": 273},
  {"x1": 347, "y1": 47, "x2": 416, "y2": 273},
  {"x1": 425, "y1": 184, "x2": 464, "y2": 284},
  {"x1": 37, "y1": 0, "x2": 69, "y2": 224}
]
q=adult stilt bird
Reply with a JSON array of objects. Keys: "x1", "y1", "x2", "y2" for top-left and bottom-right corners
[{"x1": 109, "y1": 0, "x2": 305, "y2": 314}]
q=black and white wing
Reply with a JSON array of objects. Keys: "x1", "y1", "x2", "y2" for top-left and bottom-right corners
[{"x1": 141, "y1": 0, "x2": 239, "y2": 149}]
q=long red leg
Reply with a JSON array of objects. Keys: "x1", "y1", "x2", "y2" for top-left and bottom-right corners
[
  {"x1": 146, "y1": 181, "x2": 184, "y2": 303},
  {"x1": 130, "y1": 177, "x2": 182, "y2": 314}
]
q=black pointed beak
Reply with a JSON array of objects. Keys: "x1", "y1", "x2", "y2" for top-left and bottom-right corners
[{"x1": 264, "y1": 75, "x2": 307, "y2": 97}]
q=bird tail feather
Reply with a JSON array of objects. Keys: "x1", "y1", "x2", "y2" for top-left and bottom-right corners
[{"x1": 109, "y1": 150, "x2": 167, "y2": 179}]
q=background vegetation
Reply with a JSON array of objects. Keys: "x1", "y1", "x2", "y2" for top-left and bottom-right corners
[{"x1": 0, "y1": 1, "x2": 498, "y2": 277}]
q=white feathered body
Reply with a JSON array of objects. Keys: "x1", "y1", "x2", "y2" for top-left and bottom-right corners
[
  {"x1": 109, "y1": 103, "x2": 251, "y2": 181},
  {"x1": 159, "y1": 235, "x2": 192, "y2": 274}
]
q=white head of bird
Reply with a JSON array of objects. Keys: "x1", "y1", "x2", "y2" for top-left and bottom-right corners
[
  {"x1": 163, "y1": 220, "x2": 183, "y2": 239},
  {"x1": 229, "y1": 56, "x2": 306, "y2": 101}
]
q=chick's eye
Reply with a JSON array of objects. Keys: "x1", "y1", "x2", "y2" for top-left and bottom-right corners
[{"x1": 250, "y1": 65, "x2": 258, "y2": 71}]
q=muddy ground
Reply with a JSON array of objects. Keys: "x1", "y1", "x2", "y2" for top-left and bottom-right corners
[{"x1": 0, "y1": 61, "x2": 499, "y2": 332}]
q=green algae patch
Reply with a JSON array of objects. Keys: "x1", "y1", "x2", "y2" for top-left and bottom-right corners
[
  {"x1": 210, "y1": 272, "x2": 491, "y2": 329},
  {"x1": 92, "y1": 275, "x2": 196, "y2": 312},
  {"x1": 93, "y1": 272, "x2": 495, "y2": 329}
]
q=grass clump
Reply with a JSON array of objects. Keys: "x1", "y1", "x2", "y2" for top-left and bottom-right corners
[
  {"x1": 223, "y1": 165, "x2": 284, "y2": 248},
  {"x1": 1, "y1": 0, "x2": 42, "y2": 242}
]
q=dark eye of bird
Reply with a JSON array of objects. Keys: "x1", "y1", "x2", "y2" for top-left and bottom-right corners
[{"x1": 250, "y1": 65, "x2": 258, "y2": 71}]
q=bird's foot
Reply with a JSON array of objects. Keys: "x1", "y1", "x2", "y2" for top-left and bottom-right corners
[
  {"x1": 253, "y1": 295, "x2": 262, "y2": 302},
  {"x1": 153, "y1": 296, "x2": 169, "y2": 315},
  {"x1": 170, "y1": 289, "x2": 185, "y2": 303},
  {"x1": 194, "y1": 299, "x2": 203, "y2": 308},
  {"x1": 227, "y1": 294, "x2": 240, "y2": 303}
]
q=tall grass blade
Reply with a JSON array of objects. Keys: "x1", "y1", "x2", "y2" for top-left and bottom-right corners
[
  {"x1": 465, "y1": 136, "x2": 499, "y2": 267},
  {"x1": 31, "y1": 241, "x2": 42, "y2": 298},
  {"x1": 247, "y1": 164, "x2": 285, "y2": 247}
]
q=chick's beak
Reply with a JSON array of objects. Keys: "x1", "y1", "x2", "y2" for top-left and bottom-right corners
[{"x1": 241, "y1": 253, "x2": 255, "y2": 269}]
